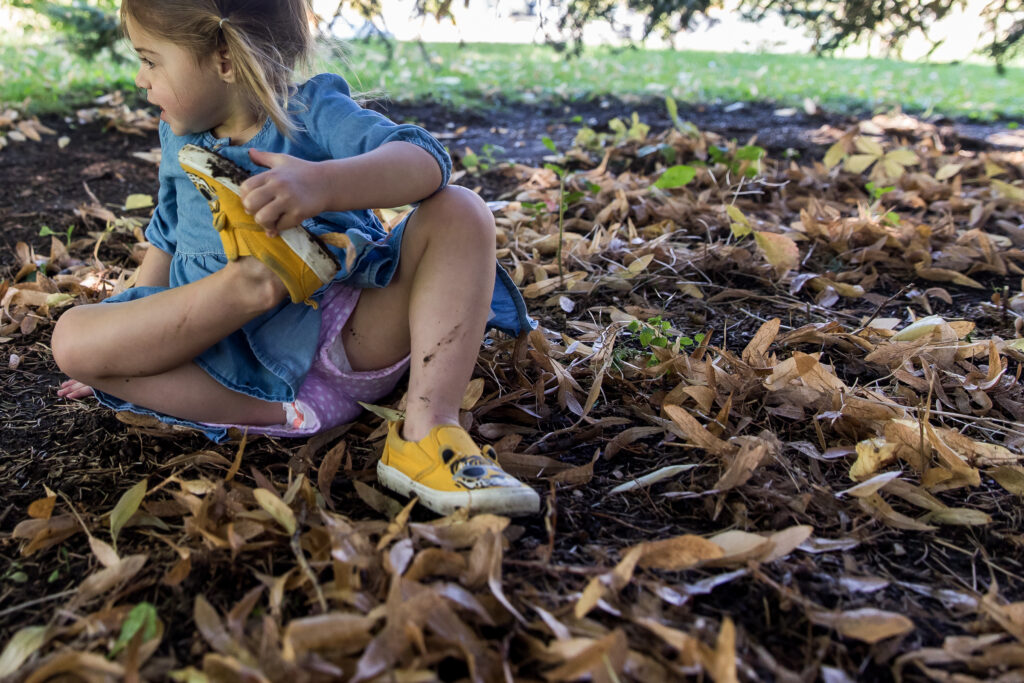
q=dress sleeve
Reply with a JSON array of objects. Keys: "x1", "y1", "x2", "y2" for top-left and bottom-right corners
[
  {"x1": 143, "y1": 121, "x2": 178, "y2": 255},
  {"x1": 299, "y1": 73, "x2": 452, "y2": 191}
]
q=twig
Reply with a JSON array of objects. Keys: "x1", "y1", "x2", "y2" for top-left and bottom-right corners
[
  {"x1": 854, "y1": 285, "x2": 907, "y2": 333},
  {"x1": 556, "y1": 172, "x2": 566, "y2": 284},
  {"x1": 0, "y1": 589, "x2": 77, "y2": 620},
  {"x1": 504, "y1": 559, "x2": 602, "y2": 576}
]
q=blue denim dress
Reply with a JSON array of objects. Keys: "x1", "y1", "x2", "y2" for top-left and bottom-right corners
[{"x1": 94, "y1": 74, "x2": 534, "y2": 440}]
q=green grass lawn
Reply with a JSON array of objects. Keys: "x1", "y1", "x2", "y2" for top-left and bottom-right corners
[{"x1": 1, "y1": 36, "x2": 1022, "y2": 119}]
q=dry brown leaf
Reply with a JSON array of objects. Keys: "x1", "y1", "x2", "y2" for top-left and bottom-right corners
[
  {"x1": 914, "y1": 264, "x2": 984, "y2": 288},
  {"x1": 705, "y1": 530, "x2": 773, "y2": 566},
  {"x1": 858, "y1": 493, "x2": 937, "y2": 532},
  {"x1": 840, "y1": 471, "x2": 902, "y2": 498},
  {"x1": 23, "y1": 651, "x2": 125, "y2": 683},
  {"x1": 754, "y1": 231, "x2": 800, "y2": 275},
  {"x1": 76, "y1": 553, "x2": 148, "y2": 603},
  {"x1": 809, "y1": 608, "x2": 915, "y2": 644},
  {"x1": 550, "y1": 449, "x2": 600, "y2": 485},
  {"x1": 924, "y1": 507, "x2": 992, "y2": 526},
  {"x1": 13, "y1": 514, "x2": 82, "y2": 556},
  {"x1": 460, "y1": 377, "x2": 486, "y2": 410},
  {"x1": 411, "y1": 513, "x2": 509, "y2": 550},
  {"x1": 317, "y1": 439, "x2": 346, "y2": 511},
  {"x1": 545, "y1": 629, "x2": 629, "y2": 683},
  {"x1": 713, "y1": 437, "x2": 767, "y2": 491},
  {"x1": 881, "y1": 479, "x2": 948, "y2": 512},
  {"x1": 319, "y1": 231, "x2": 359, "y2": 272},
  {"x1": 990, "y1": 466, "x2": 1024, "y2": 496},
  {"x1": 27, "y1": 494, "x2": 56, "y2": 520},
  {"x1": 663, "y1": 404, "x2": 733, "y2": 456},
  {"x1": 632, "y1": 534, "x2": 725, "y2": 570},
  {"x1": 0, "y1": 626, "x2": 48, "y2": 678},
  {"x1": 703, "y1": 617, "x2": 739, "y2": 683},
  {"x1": 741, "y1": 317, "x2": 780, "y2": 367},
  {"x1": 353, "y1": 480, "x2": 405, "y2": 519},
  {"x1": 574, "y1": 576, "x2": 608, "y2": 619},
  {"x1": 252, "y1": 488, "x2": 297, "y2": 535},
  {"x1": 850, "y1": 437, "x2": 898, "y2": 481},
  {"x1": 282, "y1": 612, "x2": 376, "y2": 659},
  {"x1": 404, "y1": 547, "x2": 468, "y2": 582},
  {"x1": 762, "y1": 525, "x2": 814, "y2": 563},
  {"x1": 635, "y1": 618, "x2": 700, "y2": 666}
]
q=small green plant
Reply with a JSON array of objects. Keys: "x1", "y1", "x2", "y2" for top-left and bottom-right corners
[
  {"x1": 608, "y1": 112, "x2": 650, "y2": 145},
  {"x1": 865, "y1": 181, "x2": 895, "y2": 203},
  {"x1": 573, "y1": 111, "x2": 650, "y2": 152},
  {"x1": 637, "y1": 142, "x2": 678, "y2": 165},
  {"x1": 109, "y1": 601, "x2": 159, "y2": 657},
  {"x1": 3, "y1": 561, "x2": 29, "y2": 584},
  {"x1": 665, "y1": 96, "x2": 701, "y2": 138},
  {"x1": 461, "y1": 143, "x2": 506, "y2": 173},
  {"x1": 654, "y1": 164, "x2": 697, "y2": 189},
  {"x1": 39, "y1": 223, "x2": 75, "y2": 246},
  {"x1": 708, "y1": 143, "x2": 765, "y2": 178},
  {"x1": 627, "y1": 316, "x2": 706, "y2": 367},
  {"x1": 864, "y1": 182, "x2": 900, "y2": 225}
]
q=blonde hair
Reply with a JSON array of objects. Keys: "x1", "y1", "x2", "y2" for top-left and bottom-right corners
[{"x1": 120, "y1": 0, "x2": 313, "y2": 136}]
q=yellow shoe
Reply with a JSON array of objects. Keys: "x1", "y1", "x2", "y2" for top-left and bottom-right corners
[
  {"x1": 378, "y1": 421, "x2": 541, "y2": 516},
  {"x1": 178, "y1": 144, "x2": 338, "y2": 306}
]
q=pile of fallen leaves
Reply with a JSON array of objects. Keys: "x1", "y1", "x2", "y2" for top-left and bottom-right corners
[{"x1": 3, "y1": 105, "x2": 1024, "y2": 681}]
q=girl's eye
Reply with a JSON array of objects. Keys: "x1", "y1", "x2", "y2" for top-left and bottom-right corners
[{"x1": 140, "y1": 57, "x2": 154, "y2": 68}]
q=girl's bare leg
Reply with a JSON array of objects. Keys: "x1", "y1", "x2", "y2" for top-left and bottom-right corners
[
  {"x1": 340, "y1": 185, "x2": 497, "y2": 442},
  {"x1": 84, "y1": 361, "x2": 287, "y2": 424},
  {"x1": 53, "y1": 256, "x2": 288, "y2": 424},
  {"x1": 53, "y1": 257, "x2": 286, "y2": 379}
]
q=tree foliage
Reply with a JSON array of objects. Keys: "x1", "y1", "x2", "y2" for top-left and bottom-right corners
[
  {"x1": 6, "y1": 0, "x2": 122, "y2": 61},
  {"x1": 5, "y1": 0, "x2": 1023, "y2": 69},
  {"x1": 740, "y1": 0, "x2": 1024, "y2": 70}
]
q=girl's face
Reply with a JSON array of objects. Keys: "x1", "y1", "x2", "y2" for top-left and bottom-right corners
[{"x1": 126, "y1": 17, "x2": 252, "y2": 140}]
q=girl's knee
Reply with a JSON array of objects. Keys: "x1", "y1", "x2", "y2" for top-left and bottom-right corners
[
  {"x1": 419, "y1": 185, "x2": 495, "y2": 243},
  {"x1": 51, "y1": 308, "x2": 94, "y2": 382}
]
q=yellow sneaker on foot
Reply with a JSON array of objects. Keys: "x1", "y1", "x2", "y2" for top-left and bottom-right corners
[
  {"x1": 178, "y1": 144, "x2": 338, "y2": 306},
  {"x1": 378, "y1": 421, "x2": 540, "y2": 516}
]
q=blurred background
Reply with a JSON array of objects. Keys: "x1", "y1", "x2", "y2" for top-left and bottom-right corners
[{"x1": 0, "y1": 0, "x2": 1022, "y2": 119}]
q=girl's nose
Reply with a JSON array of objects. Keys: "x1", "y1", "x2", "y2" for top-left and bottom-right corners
[{"x1": 134, "y1": 69, "x2": 149, "y2": 90}]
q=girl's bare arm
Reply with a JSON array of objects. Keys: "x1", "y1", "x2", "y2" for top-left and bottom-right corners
[
  {"x1": 134, "y1": 245, "x2": 172, "y2": 288},
  {"x1": 240, "y1": 142, "x2": 444, "y2": 234}
]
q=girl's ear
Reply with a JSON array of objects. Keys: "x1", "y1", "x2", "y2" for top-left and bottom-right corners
[{"x1": 216, "y1": 46, "x2": 236, "y2": 83}]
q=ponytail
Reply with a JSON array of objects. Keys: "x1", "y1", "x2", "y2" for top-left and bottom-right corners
[{"x1": 217, "y1": 15, "x2": 304, "y2": 136}]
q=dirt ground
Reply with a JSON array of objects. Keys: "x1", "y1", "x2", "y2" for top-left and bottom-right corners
[{"x1": 3, "y1": 96, "x2": 1024, "y2": 680}]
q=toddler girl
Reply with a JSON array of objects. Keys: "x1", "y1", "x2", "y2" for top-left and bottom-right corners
[{"x1": 52, "y1": 0, "x2": 539, "y2": 516}]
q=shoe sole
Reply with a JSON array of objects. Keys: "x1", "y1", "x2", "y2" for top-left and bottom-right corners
[
  {"x1": 178, "y1": 144, "x2": 339, "y2": 285},
  {"x1": 377, "y1": 461, "x2": 541, "y2": 516}
]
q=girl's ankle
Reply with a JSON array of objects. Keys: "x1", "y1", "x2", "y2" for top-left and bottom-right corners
[{"x1": 401, "y1": 416, "x2": 459, "y2": 442}]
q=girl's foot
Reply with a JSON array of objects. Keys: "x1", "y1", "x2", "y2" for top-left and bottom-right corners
[
  {"x1": 57, "y1": 379, "x2": 94, "y2": 399},
  {"x1": 377, "y1": 421, "x2": 540, "y2": 516}
]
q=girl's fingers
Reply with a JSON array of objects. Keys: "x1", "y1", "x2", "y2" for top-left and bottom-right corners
[
  {"x1": 240, "y1": 172, "x2": 269, "y2": 196},
  {"x1": 254, "y1": 205, "x2": 284, "y2": 234},
  {"x1": 241, "y1": 183, "x2": 273, "y2": 214}
]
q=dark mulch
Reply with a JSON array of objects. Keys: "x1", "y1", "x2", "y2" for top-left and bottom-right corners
[{"x1": 2, "y1": 98, "x2": 1024, "y2": 681}]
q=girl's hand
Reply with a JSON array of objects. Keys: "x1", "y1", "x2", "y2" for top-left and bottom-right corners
[
  {"x1": 240, "y1": 149, "x2": 327, "y2": 236},
  {"x1": 58, "y1": 379, "x2": 94, "y2": 400}
]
